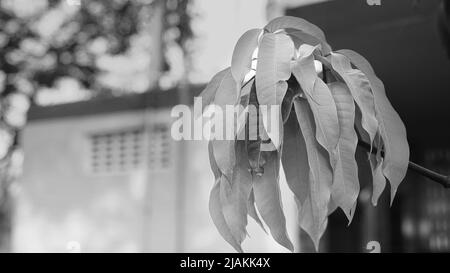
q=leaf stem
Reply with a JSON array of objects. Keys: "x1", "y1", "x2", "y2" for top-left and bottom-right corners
[
  {"x1": 241, "y1": 75, "x2": 450, "y2": 189},
  {"x1": 358, "y1": 140, "x2": 450, "y2": 189}
]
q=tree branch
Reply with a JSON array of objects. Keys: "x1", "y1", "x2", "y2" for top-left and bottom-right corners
[
  {"x1": 358, "y1": 140, "x2": 450, "y2": 189},
  {"x1": 241, "y1": 75, "x2": 450, "y2": 189}
]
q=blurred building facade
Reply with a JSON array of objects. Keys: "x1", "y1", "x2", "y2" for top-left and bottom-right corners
[
  {"x1": 9, "y1": 0, "x2": 302, "y2": 253},
  {"x1": 13, "y1": 87, "x2": 299, "y2": 252}
]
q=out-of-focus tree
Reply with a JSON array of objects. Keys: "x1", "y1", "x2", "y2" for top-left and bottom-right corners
[{"x1": 0, "y1": 0, "x2": 193, "y2": 252}]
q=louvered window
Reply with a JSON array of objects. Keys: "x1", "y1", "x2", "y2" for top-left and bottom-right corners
[
  {"x1": 88, "y1": 123, "x2": 172, "y2": 174},
  {"x1": 90, "y1": 128, "x2": 144, "y2": 174},
  {"x1": 147, "y1": 123, "x2": 172, "y2": 171}
]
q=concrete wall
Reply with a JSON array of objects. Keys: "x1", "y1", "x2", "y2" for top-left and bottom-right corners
[{"x1": 13, "y1": 107, "x2": 298, "y2": 252}]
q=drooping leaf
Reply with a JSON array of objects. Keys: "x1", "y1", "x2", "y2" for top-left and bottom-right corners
[
  {"x1": 231, "y1": 29, "x2": 261, "y2": 85},
  {"x1": 252, "y1": 150, "x2": 294, "y2": 252},
  {"x1": 264, "y1": 16, "x2": 331, "y2": 53},
  {"x1": 212, "y1": 75, "x2": 253, "y2": 246},
  {"x1": 252, "y1": 81, "x2": 286, "y2": 153},
  {"x1": 219, "y1": 141, "x2": 253, "y2": 246},
  {"x1": 337, "y1": 49, "x2": 410, "y2": 204},
  {"x1": 256, "y1": 32, "x2": 294, "y2": 149},
  {"x1": 370, "y1": 133, "x2": 386, "y2": 206},
  {"x1": 219, "y1": 176, "x2": 245, "y2": 244},
  {"x1": 293, "y1": 98, "x2": 332, "y2": 251},
  {"x1": 209, "y1": 180, "x2": 243, "y2": 253},
  {"x1": 208, "y1": 143, "x2": 243, "y2": 252},
  {"x1": 355, "y1": 111, "x2": 386, "y2": 206},
  {"x1": 212, "y1": 69, "x2": 239, "y2": 180},
  {"x1": 247, "y1": 189, "x2": 267, "y2": 233},
  {"x1": 214, "y1": 68, "x2": 240, "y2": 111},
  {"x1": 261, "y1": 81, "x2": 288, "y2": 151},
  {"x1": 208, "y1": 141, "x2": 220, "y2": 179},
  {"x1": 281, "y1": 76, "x2": 301, "y2": 123},
  {"x1": 281, "y1": 109, "x2": 309, "y2": 207},
  {"x1": 198, "y1": 68, "x2": 231, "y2": 114},
  {"x1": 328, "y1": 82, "x2": 360, "y2": 221},
  {"x1": 236, "y1": 79, "x2": 254, "y2": 140},
  {"x1": 285, "y1": 28, "x2": 332, "y2": 55},
  {"x1": 246, "y1": 84, "x2": 266, "y2": 175},
  {"x1": 292, "y1": 44, "x2": 340, "y2": 158},
  {"x1": 211, "y1": 139, "x2": 235, "y2": 182},
  {"x1": 330, "y1": 53, "x2": 378, "y2": 147},
  {"x1": 370, "y1": 156, "x2": 385, "y2": 206}
]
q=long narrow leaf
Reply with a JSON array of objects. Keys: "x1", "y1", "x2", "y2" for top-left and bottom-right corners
[
  {"x1": 208, "y1": 142, "x2": 243, "y2": 252},
  {"x1": 253, "y1": 150, "x2": 294, "y2": 252},
  {"x1": 330, "y1": 53, "x2": 378, "y2": 146},
  {"x1": 212, "y1": 70, "x2": 239, "y2": 180},
  {"x1": 210, "y1": 180, "x2": 243, "y2": 253},
  {"x1": 282, "y1": 110, "x2": 309, "y2": 206},
  {"x1": 328, "y1": 82, "x2": 360, "y2": 221},
  {"x1": 370, "y1": 133, "x2": 386, "y2": 206},
  {"x1": 337, "y1": 49, "x2": 409, "y2": 204},
  {"x1": 292, "y1": 44, "x2": 340, "y2": 160},
  {"x1": 247, "y1": 189, "x2": 267, "y2": 233},
  {"x1": 256, "y1": 33, "x2": 294, "y2": 149},
  {"x1": 355, "y1": 111, "x2": 387, "y2": 206},
  {"x1": 293, "y1": 98, "x2": 332, "y2": 251},
  {"x1": 220, "y1": 141, "x2": 253, "y2": 245},
  {"x1": 231, "y1": 29, "x2": 261, "y2": 85}
]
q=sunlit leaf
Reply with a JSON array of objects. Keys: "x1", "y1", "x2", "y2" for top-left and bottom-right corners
[
  {"x1": 198, "y1": 67, "x2": 230, "y2": 114},
  {"x1": 256, "y1": 32, "x2": 294, "y2": 149},
  {"x1": 231, "y1": 29, "x2": 261, "y2": 85},
  {"x1": 292, "y1": 44, "x2": 340, "y2": 157},
  {"x1": 284, "y1": 28, "x2": 332, "y2": 55},
  {"x1": 264, "y1": 16, "x2": 330, "y2": 53},
  {"x1": 330, "y1": 53, "x2": 378, "y2": 147}
]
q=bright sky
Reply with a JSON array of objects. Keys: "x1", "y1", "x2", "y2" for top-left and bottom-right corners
[
  {"x1": 190, "y1": 0, "x2": 330, "y2": 83},
  {"x1": 189, "y1": 0, "x2": 267, "y2": 83}
]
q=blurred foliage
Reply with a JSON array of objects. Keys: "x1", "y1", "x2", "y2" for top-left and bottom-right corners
[
  {"x1": 0, "y1": 0, "x2": 193, "y2": 158},
  {"x1": 0, "y1": 0, "x2": 193, "y2": 250}
]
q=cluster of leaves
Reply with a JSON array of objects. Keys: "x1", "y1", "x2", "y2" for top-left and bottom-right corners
[{"x1": 200, "y1": 16, "x2": 410, "y2": 252}]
